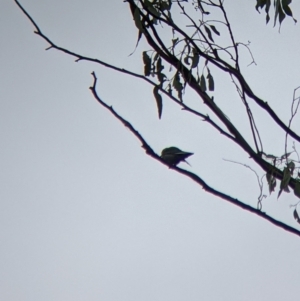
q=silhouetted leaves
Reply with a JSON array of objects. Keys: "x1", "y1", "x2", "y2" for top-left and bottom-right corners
[
  {"x1": 294, "y1": 180, "x2": 300, "y2": 198},
  {"x1": 173, "y1": 72, "x2": 183, "y2": 101},
  {"x1": 293, "y1": 209, "x2": 300, "y2": 224},
  {"x1": 158, "y1": 0, "x2": 172, "y2": 12},
  {"x1": 266, "y1": 171, "x2": 276, "y2": 194},
  {"x1": 209, "y1": 25, "x2": 220, "y2": 36},
  {"x1": 204, "y1": 25, "x2": 214, "y2": 42},
  {"x1": 278, "y1": 166, "x2": 291, "y2": 198},
  {"x1": 133, "y1": 7, "x2": 144, "y2": 32},
  {"x1": 255, "y1": 0, "x2": 296, "y2": 26},
  {"x1": 143, "y1": 51, "x2": 152, "y2": 76},
  {"x1": 207, "y1": 68, "x2": 214, "y2": 91},
  {"x1": 200, "y1": 74, "x2": 206, "y2": 92},
  {"x1": 153, "y1": 86, "x2": 163, "y2": 119},
  {"x1": 191, "y1": 48, "x2": 199, "y2": 68}
]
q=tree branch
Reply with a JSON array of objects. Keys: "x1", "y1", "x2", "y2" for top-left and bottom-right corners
[
  {"x1": 90, "y1": 71, "x2": 300, "y2": 238},
  {"x1": 14, "y1": 0, "x2": 237, "y2": 143}
]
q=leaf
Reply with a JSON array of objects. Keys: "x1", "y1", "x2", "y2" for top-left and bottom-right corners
[
  {"x1": 184, "y1": 56, "x2": 190, "y2": 65},
  {"x1": 204, "y1": 25, "x2": 214, "y2": 42},
  {"x1": 173, "y1": 72, "x2": 183, "y2": 101},
  {"x1": 142, "y1": 51, "x2": 152, "y2": 76},
  {"x1": 287, "y1": 161, "x2": 295, "y2": 175},
  {"x1": 157, "y1": 72, "x2": 166, "y2": 83},
  {"x1": 293, "y1": 209, "x2": 300, "y2": 224},
  {"x1": 255, "y1": 0, "x2": 267, "y2": 11},
  {"x1": 282, "y1": 0, "x2": 297, "y2": 22},
  {"x1": 278, "y1": 3, "x2": 286, "y2": 25},
  {"x1": 156, "y1": 57, "x2": 164, "y2": 73},
  {"x1": 206, "y1": 69, "x2": 214, "y2": 91},
  {"x1": 159, "y1": 0, "x2": 172, "y2": 11},
  {"x1": 282, "y1": 0, "x2": 292, "y2": 16},
  {"x1": 273, "y1": 0, "x2": 281, "y2": 26},
  {"x1": 153, "y1": 52, "x2": 160, "y2": 63},
  {"x1": 281, "y1": 167, "x2": 291, "y2": 189},
  {"x1": 200, "y1": 74, "x2": 206, "y2": 92},
  {"x1": 278, "y1": 166, "x2": 291, "y2": 199},
  {"x1": 191, "y1": 48, "x2": 199, "y2": 69},
  {"x1": 255, "y1": 0, "x2": 271, "y2": 23},
  {"x1": 209, "y1": 25, "x2": 220, "y2": 36},
  {"x1": 129, "y1": 30, "x2": 143, "y2": 56},
  {"x1": 293, "y1": 180, "x2": 300, "y2": 198},
  {"x1": 153, "y1": 86, "x2": 163, "y2": 119},
  {"x1": 266, "y1": 171, "x2": 276, "y2": 194},
  {"x1": 155, "y1": 57, "x2": 166, "y2": 83},
  {"x1": 133, "y1": 8, "x2": 144, "y2": 33},
  {"x1": 265, "y1": 0, "x2": 271, "y2": 14}
]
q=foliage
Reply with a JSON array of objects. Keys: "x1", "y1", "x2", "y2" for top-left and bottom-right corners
[
  {"x1": 256, "y1": 0, "x2": 297, "y2": 26},
  {"x1": 14, "y1": 0, "x2": 300, "y2": 237}
]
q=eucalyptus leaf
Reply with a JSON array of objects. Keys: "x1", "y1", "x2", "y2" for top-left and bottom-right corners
[
  {"x1": 142, "y1": 51, "x2": 152, "y2": 76},
  {"x1": 200, "y1": 74, "x2": 206, "y2": 92},
  {"x1": 153, "y1": 86, "x2": 163, "y2": 119}
]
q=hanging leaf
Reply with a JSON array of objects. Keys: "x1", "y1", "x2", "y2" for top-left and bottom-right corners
[
  {"x1": 206, "y1": 70, "x2": 214, "y2": 91},
  {"x1": 209, "y1": 25, "x2": 220, "y2": 36},
  {"x1": 287, "y1": 161, "x2": 295, "y2": 175},
  {"x1": 255, "y1": 0, "x2": 271, "y2": 23},
  {"x1": 282, "y1": 0, "x2": 292, "y2": 16},
  {"x1": 153, "y1": 52, "x2": 159, "y2": 63},
  {"x1": 200, "y1": 74, "x2": 206, "y2": 92},
  {"x1": 153, "y1": 86, "x2": 163, "y2": 119},
  {"x1": 293, "y1": 209, "x2": 300, "y2": 224},
  {"x1": 278, "y1": 166, "x2": 291, "y2": 199},
  {"x1": 129, "y1": 30, "x2": 143, "y2": 56},
  {"x1": 133, "y1": 8, "x2": 144, "y2": 33},
  {"x1": 266, "y1": 171, "x2": 276, "y2": 194},
  {"x1": 151, "y1": 52, "x2": 159, "y2": 72},
  {"x1": 184, "y1": 56, "x2": 190, "y2": 65},
  {"x1": 255, "y1": 0, "x2": 267, "y2": 11},
  {"x1": 191, "y1": 48, "x2": 199, "y2": 69},
  {"x1": 282, "y1": 0, "x2": 297, "y2": 22},
  {"x1": 155, "y1": 57, "x2": 166, "y2": 83},
  {"x1": 277, "y1": 2, "x2": 286, "y2": 25},
  {"x1": 294, "y1": 180, "x2": 300, "y2": 198},
  {"x1": 173, "y1": 72, "x2": 183, "y2": 101},
  {"x1": 204, "y1": 25, "x2": 214, "y2": 42},
  {"x1": 156, "y1": 57, "x2": 164, "y2": 73},
  {"x1": 142, "y1": 51, "x2": 152, "y2": 76}
]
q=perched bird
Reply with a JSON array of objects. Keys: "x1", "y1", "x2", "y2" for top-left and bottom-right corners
[{"x1": 161, "y1": 146, "x2": 194, "y2": 166}]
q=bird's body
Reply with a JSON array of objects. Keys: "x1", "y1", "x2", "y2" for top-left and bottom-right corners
[{"x1": 161, "y1": 146, "x2": 194, "y2": 166}]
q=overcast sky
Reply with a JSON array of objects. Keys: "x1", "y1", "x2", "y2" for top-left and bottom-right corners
[{"x1": 2, "y1": 1, "x2": 300, "y2": 300}]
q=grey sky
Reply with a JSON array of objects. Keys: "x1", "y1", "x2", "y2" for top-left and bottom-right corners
[{"x1": 1, "y1": 1, "x2": 300, "y2": 300}]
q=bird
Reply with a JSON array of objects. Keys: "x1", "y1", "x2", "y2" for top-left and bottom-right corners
[{"x1": 161, "y1": 146, "x2": 194, "y2": 166}]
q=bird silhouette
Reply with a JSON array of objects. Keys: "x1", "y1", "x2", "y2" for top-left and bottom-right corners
[{"x1": 161, "y1": 146, "x2": 194, "y2": 166}]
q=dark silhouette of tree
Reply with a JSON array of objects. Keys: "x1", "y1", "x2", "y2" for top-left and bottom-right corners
[{"x1": 14, "y1": 0, "x2": 300, "y2": 237}]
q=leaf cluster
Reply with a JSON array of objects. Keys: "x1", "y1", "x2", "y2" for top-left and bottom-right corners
[{"x1": 256, "y1": 0, "x2": 297, "y2": 26}]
